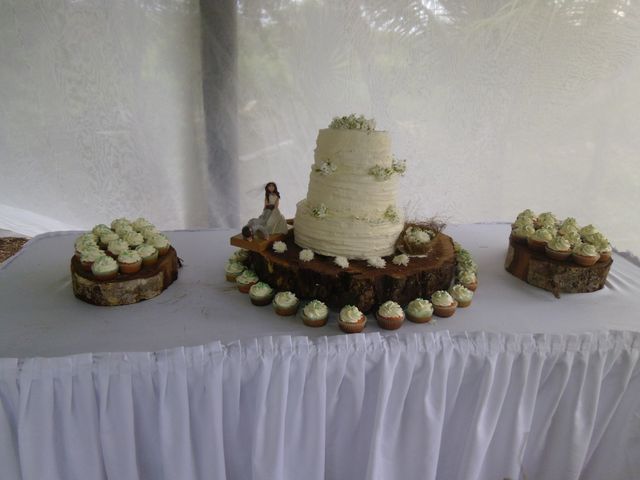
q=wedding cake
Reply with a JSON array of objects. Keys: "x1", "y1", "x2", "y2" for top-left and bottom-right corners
[{"x1": 293, "y1": 115, "x2": 406, "y2": 259}]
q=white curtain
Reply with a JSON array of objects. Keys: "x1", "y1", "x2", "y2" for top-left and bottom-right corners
[
  {"x1": 1, "y1": 331, "x2": 639, "y2": 480},
  {"x1": 0, "y1": 0, "x2": 208, "y2": 232},
  {"x1": 1, "y1": 0, "x2": 640, "y2": 254}
]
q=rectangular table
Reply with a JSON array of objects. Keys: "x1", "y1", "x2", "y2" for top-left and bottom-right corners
[{"x1": 1, "y1": 224, "x2": 639, "y2": 480}]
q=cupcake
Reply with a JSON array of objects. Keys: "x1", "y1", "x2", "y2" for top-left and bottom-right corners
[
  {"x1": 561, "y1": 230, "x2": 582, "y2": 247},
  {"x1": 545, "y1": 236, "x2": 572, "y2": 261},
  {"x1": 230, "y1": 248, "x2": 250, "y2": 263},
  {"x1": 338, "y1": 305, "x2": 366, "y2": 333},
  {"x1": 75, "y1": 232, "x2": 97, "y2": 244},
  {"x1": 406, "y1": 298, "x2": 434, "y2": 323},
  {"x1": 456, "y1": 250, "x2": 478, "y2": 273},
  {"x1": 99, "y1": 231, "x2": 119, "y2": 248},
  {"x1": 516, "y1": 209, "x2": 537, "y2": 221},
  {"x1": 449, "y1": 284, "x2": 473, "y2": 308},
  {"x1": 107, "y1": 239, "x2": 129, "y2": 258},
  {"x1": 272, "y1": 291, "x2": 299, "y2": 316},
  {"x1": 536, "y1": 212, "x2": 557, "y2": 228},
  {"x1": 110, "y1": 218, "x2": 131, "y2": 230},
  {"x1": 572, "y1": 243, "x2": 600, "y2": 266},
  {"x1": 511, "y1": 224, "x2": 535, "y2": 244},
  {"x1": 136, "y1": 244, "x2": 159, "y2": 267},
  {"x1": 115, "y1": 224, "x2": 134, "y2": 237},
  {"x1": 92, "y1": 224, "x2": 112, "y2": 237},
  {"x1": 457, "y1": 269, "x2": 478, "y2": 292},
  {"x1": 558, "y1": 223, "x2": 579, "y2": 236},
  {"x1": 527, "y1": 228, "x2": 554, "y2": 252},
  {"x1": 80, "y1": 248, "x2": 104, "y2": 272},
  {"x1": 512, "y1": 216, "x2": 534, "y2": 230},
  {"x1": 431, "y1": 290, "x2": 457, "y2": 318},
  {"x1": 132, "y1": 217, "x2": 153, "y2": 232},
  {"x1": 249, "y1": 282, "x2": 274, "y2": 306},
  {"x1": 579, "y1": 224, "x2": 599, "y2": 240},
  {"x1": 148, "y1": 234, "x2": 170, "y2": 256},
  {"x1": 584, "y1": 232, "x2": 608, "y2": 246},
  {"x1": 91, "y1": 255, "x2": 118, "y2": 281},
  {"x1": 558, "y1": 218, "x2": 580, "y2": 236},
  {"x1": 140, "y1": 225, "x2": 160, "y2": 240},
  {"x1": 117, "y1": 250, "x2": 142, "y2": 274},
  {"x1": 75, "y1": 239, "x2": 99, "y2": 258},
  {"x1": 74, "y1": 233, "x2": 98, "y2": 254},
  {"x1": 375, "y1": 300, "x2": 405, "y2": 330},
  {"x1": 595, "y1": 241, "x2": 612, "y2": 263},
  {"x1": 560, "y1": 217, "x2": 579, "y2": 229},
  {"x1": 123, "y1": 231, "x2": 144, "y2": 248},
  {"x1": 236, "y1": 270, "x2": 259, "y2": 293},
  {"x1": 301, "y1": 300, "x2": 329, "y2": 327},
  {"x1": 224, "y1": 261, "x2": 246, "y2": 282}
]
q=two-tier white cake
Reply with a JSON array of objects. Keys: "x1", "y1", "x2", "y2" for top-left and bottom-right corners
[{"x1": 294, "y1": 116, "x2": 405, "y2": 259}]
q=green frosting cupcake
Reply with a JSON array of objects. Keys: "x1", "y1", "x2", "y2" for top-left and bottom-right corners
[
  {"x1": 547, "y1": 236, "x2": 571, "y2": 252},
  {"x1": 516, "y1": 209, "x2": 536, "y2": 220},
  {"x1": 80, "y1": 248, "x2": 104, "y2": 263},
  {"x1": 458, "y1": 270, "x2": 477, "y2": 285},
  {"x1": 579, "y1": 224, "x2": 599, "y2": 238},
  {"x1": 537, "y1": 212, "x2": 557, "y2": 227},
  {"x1": 450, "y1": 284, "x2": 473, "y2": 303},
  {"x1": 249, "y1": 282, "x2": 273, "y2": 299},
  {"x1": 107, "y1": 239, "x2": 129, "y2": 256},
  {"x1": 91, "y1": 255, "x2": 118, "y2": 275},
  {"x1": 431, "y1": 290, "x2": 453, "y2": 307},
  {"x1": 530, "y1": 229, "x2": 554, "y2": 242},
  {"x1": 303, "y1": 300, "x2": 328, "y2": 320},
  {"x1": 562, "y1": 230, "x2": 582, "y2": 247},
  {"x1": 236, "y1": 270, "x2": 258, "y2": 285},
  {"x1": 573, "y1": 243, "x2": 598, "y2": 257},
  {"x1": 100, "y1": 231, "x2": 119, "y2": 245},
  {"x1": 225, "y1": 261, "x2": 246, "y2": 276},
  {"x1": 117, "y1": 250, "x2": 141, "y2": 264},
  {"x1": 339, "y1": 305, "x2": 363, "y2": 323},
  {"x1": 92, "y1": 224, "x2": 112, "y2": 236},
  {"x1": 406, "y1": 298, "x2": 433, "y2": 319},
  {"x1": 513, "y1": 224, "x2": 535, "y2": 239},
  {"x1": 124, "y1": 231, "x2": 144, "y2": 247},
  {"x1": 136, "y1": 244, "x2": 158, "y2": 259},
  {"x1": 378, "y1": 301, "x2": 403, "y2": 318},
  {"x1": 273, "y1": 291, "x2": 298, "y2": 309}
]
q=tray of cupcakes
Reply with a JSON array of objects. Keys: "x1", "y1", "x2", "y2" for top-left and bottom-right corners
[
  {"x1": 506, "y1": 210, "x2": 612, "y2": 296},
  {"x1": 224, "y1": 242, "x2": 479, "y2": 333},
  {"x1": 71, "y1": 218, "x2": 179, "y2": 306}
]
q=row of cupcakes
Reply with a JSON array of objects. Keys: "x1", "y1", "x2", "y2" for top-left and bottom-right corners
[
  {"x1": 238, "y1": 277, "x2": 474, "y2": 333},
  {"x1": 73, "y1": 218, "x2": 171, "y2": 279},
  {"x1": 511, "y1": 210, "x2": 612, "y2": 266},
  {"x1": 454, "y1": 243, "x2": 479, "y2": 291}
]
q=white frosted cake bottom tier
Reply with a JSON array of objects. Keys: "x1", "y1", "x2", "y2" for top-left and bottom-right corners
[{"x1": 293, "y1": 208, "x2": 404, "y2": 259}]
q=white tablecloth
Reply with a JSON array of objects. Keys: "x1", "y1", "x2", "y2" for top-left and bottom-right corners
[{"x1": 1, "y1": 225, "x2": 640, "y2": 480}]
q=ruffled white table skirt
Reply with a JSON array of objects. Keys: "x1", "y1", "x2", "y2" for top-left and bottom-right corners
[
  {"x1": 1, "y1": 226, "x2": 640, "y2": 479},
  {"x1": 2, "y1": 332, "x2": 640, "y2": 480}
]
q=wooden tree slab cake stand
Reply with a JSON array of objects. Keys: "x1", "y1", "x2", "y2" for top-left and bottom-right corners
[
  {"x1": 504, "y1": 238, "x2": 612, "y2": 298},
  {"x1": 232, "y1": 228, "x2": 457, "y2": 314},
  {"x1": 71, "y1": 247, "x2": 180, "y2": 306}
]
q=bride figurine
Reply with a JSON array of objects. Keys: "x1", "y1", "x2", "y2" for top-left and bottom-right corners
[{"x1": 263, "y1": 182, "x2": 288, "y2": 235}]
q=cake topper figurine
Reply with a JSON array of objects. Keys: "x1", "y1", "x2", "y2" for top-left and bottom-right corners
[{"x1": 242, "y1": 181, "x2": 289, "y2": 241}]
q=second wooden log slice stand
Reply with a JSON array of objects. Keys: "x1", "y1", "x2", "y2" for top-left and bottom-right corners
[
  {"x1": 505, "y1": 238, "x2": 612, "y2": 298},
  {"x1": 71, "y1": 247, "x2": 180, "y2": 306}
]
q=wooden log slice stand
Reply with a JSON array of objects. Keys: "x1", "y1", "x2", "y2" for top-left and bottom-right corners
[
  {"x1": 504, "y1": 238, "x2": 612, "y2": 298},
  {"x1": 71, "y1": 247, "x2": 180, "y2": 306},
  {"x1": 247, "y1": 230, "x2": 457, "y2": 314}
]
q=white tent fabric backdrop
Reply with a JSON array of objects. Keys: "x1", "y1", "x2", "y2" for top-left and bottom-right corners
[{"x1": 1, "y1": 0, "x2": 639, "y2": 254}]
